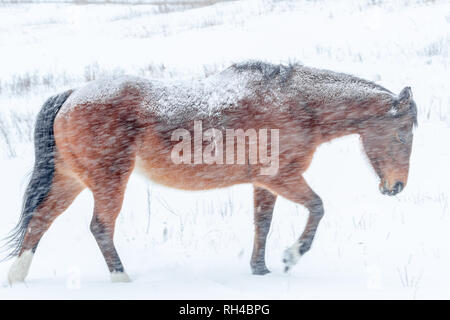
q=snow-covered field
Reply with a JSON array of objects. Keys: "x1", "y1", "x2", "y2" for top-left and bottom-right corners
[{"x1": 0, "y1": 0, "x2": 449, "y2": 299}]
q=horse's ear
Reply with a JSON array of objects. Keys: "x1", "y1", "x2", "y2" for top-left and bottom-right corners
[
  {"x1": 399, "y1": 86, "x2": 412, "y2": 102},
  {"x1": 389, "y1": 86, "x2": 412, "y2": 115}
]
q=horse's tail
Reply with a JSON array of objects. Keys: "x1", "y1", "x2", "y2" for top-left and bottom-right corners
[{"x1": 2, "y1": 90, "x2": 73, "y2": 260}]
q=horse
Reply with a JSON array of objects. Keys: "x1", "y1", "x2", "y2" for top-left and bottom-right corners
[{"x1": 5, "y1": 61, "x2": 417, "y2": 283}]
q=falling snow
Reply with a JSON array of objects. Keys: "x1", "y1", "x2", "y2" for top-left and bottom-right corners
[{"x1": 0, "y1": 0, "x2": 449, "y2": 299}]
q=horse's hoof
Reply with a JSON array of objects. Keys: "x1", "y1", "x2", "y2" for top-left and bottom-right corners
[
  {"x1": 8, "y1": 250, "x2": 34, "y2": 285},
  {"x1": 8, "y1": 268, "x2": 26, "y2": 285},
  {"x1": 252, "y1": 267, "x2": 271, "y2": 276},
  {"x1": 282, "y1": 243, "x2": 302, "y2": 273},
  {"x1": 8, "y1": 274, "x2": 26, "y2": 286},
  {"x1": 110, "y1": 271, "x2": 131, "y2": 283}
]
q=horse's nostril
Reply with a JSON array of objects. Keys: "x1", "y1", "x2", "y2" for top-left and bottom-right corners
[{"x1": 393, "y1": 181, "x2": 404, "y2": 194}]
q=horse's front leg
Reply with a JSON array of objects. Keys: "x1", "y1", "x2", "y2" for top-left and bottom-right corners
[
  {"x1": 260, "y1": 175, "x2": 324, "y2": 272},
  {"x1": 251, "y1": 185, "x2": 277, "y2": 275},
  {"x1": 282, "y1": 192, "x2": 323, "y2": 272}
]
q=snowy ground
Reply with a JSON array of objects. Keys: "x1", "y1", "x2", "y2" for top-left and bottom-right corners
[{"x1": 0, "y1": 0, "x2": 449, "y2": 299}]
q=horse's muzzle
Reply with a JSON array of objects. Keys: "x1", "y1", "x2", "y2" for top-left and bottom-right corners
[{"x1": 380, "y1": 181, "x2": 404, "y2": 196}]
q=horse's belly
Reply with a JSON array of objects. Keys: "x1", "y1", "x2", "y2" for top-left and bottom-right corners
[{"x1": 134, "y1": 156, "x2": 251, "y2": 191}]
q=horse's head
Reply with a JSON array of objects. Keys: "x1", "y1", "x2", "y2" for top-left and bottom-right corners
[{"x1": 360, "y1": 87, "x2": 417, "y2": 196}]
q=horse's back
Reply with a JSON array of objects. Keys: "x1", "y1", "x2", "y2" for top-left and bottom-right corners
[{"x1": 53, "y1": 73, "x2": 257, "y2": 189}]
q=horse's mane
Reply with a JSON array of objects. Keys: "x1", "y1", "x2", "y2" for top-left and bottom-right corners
[
  {"x1": 230, "y1": 61, "x2": 295, "y2": 84},
  {"x1": 230, "y1": 61, "x2": 391, "y2": 94}
]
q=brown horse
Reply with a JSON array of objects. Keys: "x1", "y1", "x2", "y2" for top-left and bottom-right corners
[{"x1": 5, "y1": 61, "x2": 417, "y2": 283}]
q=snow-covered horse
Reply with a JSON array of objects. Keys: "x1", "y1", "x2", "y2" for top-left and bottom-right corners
[{"x1": 5, "y1": 61, "x2": 417, "y2": 283}]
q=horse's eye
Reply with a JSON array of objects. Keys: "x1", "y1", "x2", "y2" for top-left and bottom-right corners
[{"x1": 395, "y1": 131, "x2": 407, "y2": 144}]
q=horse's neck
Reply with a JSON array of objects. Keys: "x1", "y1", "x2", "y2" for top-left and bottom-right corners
[
  {"x1": 290, "y1": 69, "x2": 393, "y2": 143},
  {"x1": 316, "y1": 116, "x2": 360, "y2": 143},
  {"x1": 312, "y1": 96, "x2": 389, "y2": 143}
]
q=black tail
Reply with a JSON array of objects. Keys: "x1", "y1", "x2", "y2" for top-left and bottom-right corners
[{"x1": 3, "y1": 90, "x2": 73, "y2": 260}]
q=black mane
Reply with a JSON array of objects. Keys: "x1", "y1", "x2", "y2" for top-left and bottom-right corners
[{"x1": 231, "y1": 61, "x2": 295, "y2": 84}]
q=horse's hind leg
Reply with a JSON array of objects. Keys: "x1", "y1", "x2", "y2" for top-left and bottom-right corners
[
  {"x1": 90, "y1": 180, "x2": 131, "y2": 283},
  {"x1": 258, "y1": 175, "x2": 324, "y2": 273},
  {"x1": 86, "y1": 151, "x2": 135, "y2": 283},
  {"x1": 8, "y1": 169, "x2": 84, "y2": 284},
  {"x1": 251, "y1": 186, "x2": 277, "y2": 275}
]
